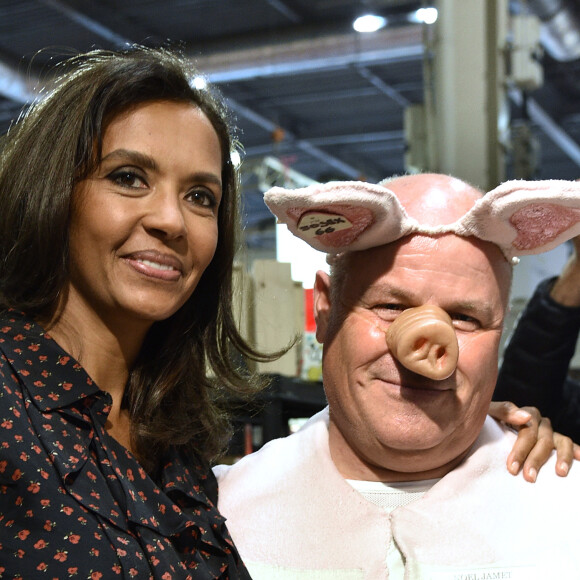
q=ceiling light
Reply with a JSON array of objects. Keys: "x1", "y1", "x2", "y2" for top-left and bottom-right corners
[
  {"x1": 353, "y1": 14, "x2": 387, "y2": 33},
  {"x1": 411, "y1": 7, "x2": 438, "y2": 25}
]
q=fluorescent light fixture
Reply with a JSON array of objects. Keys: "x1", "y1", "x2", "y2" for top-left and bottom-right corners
[
  {"x1": 353, "y1": 14, "x2": 387, "y2": 33},
  {"x1": 411, "y1": 7, "x2": 438, "y2": 24}
]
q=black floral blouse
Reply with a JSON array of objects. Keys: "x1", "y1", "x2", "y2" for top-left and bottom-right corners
[{"x1": 0, "y1": 310, "x2": 251, "y2": 579}]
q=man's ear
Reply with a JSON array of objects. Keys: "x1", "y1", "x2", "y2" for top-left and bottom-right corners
[{"x1": 313, "y1": 270, "x2": 332, "y2": 344}]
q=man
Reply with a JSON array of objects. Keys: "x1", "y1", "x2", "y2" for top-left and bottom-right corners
[
  {"x1": 215, "y1": 174, "x2": 580, "y2": 579},
  {"x1": 495, "y1": 234, "x2": 580, "y2": 440}
]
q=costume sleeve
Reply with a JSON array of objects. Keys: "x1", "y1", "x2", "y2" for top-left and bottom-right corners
[{"x1": 494, "y1": 277, "x2": 580, "y2": 440}]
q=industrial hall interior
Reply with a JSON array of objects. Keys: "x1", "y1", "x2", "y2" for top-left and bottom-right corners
[{"x1": 1, "y1": 0, "x2": 580, "y2": 455}]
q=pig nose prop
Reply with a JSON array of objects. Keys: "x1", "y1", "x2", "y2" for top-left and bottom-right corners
[{"x1": 385, "y1": 305, "x2": 459, "y2": 380}]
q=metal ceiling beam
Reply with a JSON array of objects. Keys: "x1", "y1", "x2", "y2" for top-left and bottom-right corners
[
  {"x1": 192, "y1": 25, "x2": 424, "y2": 83},
  {"x1": 0, "y1": 23, "x2": 424, "y2": 102},
  {"x1": 306, "y1": 129, "x2": 405, "y2": 147},
  {"x1": 264, "y1": 0, "x2": 302, "y2": 22},
  {"x1": 258, "y1": 85, "x2": 417, "y2": 107},
  {"x1": 38, "y1": 0, "x2": 131, "y2": 47},
  {"x1": 354, "y1": 65, "x2": 411, "y2": 108},
  {"x1": 233, "y1": 129, "x2": 405, "y2": 152},
  {"x1": 510, "y1": 88, "x2": 580, "y2": 167},
  {"x1": 228, "y1": 99, "x2": 363, "y2": 178}
]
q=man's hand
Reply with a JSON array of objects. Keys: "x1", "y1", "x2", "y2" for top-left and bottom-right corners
[{"x1": 488, "y1": 401, "x2": 580, "y2": 482}]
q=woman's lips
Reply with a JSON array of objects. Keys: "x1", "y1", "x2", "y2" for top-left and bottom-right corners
[{"x1": 123, "y1": 250, "x2": 183, "y2": 281}]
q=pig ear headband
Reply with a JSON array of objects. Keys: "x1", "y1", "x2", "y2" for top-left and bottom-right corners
[{"x1": 263, "y1": 178, "x2": 580, "y2": 264}]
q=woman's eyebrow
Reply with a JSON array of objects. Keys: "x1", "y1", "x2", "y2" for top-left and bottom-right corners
[
  {"x1": 100, "y1": 150, "x2": 222, "y2": 188},
  {"x1": 196, "y1": 173, "x2": 223, "y2": 192},
  {"x1": 101, "y1": 148, "x2": 158, "y2": 171}
]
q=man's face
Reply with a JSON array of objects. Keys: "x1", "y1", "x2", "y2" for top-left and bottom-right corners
[{"x1": 314, "y1": 233, "x2": 511, "y2": 482}]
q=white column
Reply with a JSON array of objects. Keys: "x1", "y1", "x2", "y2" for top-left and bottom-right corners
[{"x1": 429, "y1": 0, "x2": 509, "y2": 190}]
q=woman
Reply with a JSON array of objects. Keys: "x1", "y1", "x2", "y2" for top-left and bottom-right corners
[{"x1": 0, "y1": 46, "x2": 266, "y2": 578}]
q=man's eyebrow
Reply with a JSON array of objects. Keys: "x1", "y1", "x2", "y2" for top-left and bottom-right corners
[
  {"x1": 366, "y1": 285, "x2": 412, "y2": 301},
  {"x1": 450, "y1": 299, "x2": 494, "y2": 318}
]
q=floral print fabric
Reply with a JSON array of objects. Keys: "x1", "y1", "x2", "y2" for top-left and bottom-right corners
[{"x1": 0, "y1": 310, "x2": 250, "y2": 579}]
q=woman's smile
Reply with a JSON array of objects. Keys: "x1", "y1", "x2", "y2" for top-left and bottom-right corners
[
  {"x1": 123, "y1": 250, "x2": 184, "y2": 281},
  {"x1": 65, "y1": 100, "x2": 223, "y2": 328}
]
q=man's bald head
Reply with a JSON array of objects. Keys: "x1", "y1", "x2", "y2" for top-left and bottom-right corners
[
  {"x1": 330, "y1": 174, "x2": 512, "y2": 300},
  {"x1": 383, "y1": 173, "x2": 484, "y2": 227}
]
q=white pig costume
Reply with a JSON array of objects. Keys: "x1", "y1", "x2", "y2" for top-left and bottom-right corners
[{"x1": 214, "y1": 178, "x2": 580, "y2": 579}]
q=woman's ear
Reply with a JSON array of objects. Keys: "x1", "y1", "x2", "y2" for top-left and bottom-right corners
[{"x1": 313, "y1": 270, "x2": 332, "y2": 344}]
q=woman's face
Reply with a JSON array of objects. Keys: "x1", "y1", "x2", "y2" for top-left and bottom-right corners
[{"x1": 65, "y1": 100, "x2": 223, "y2": 331}]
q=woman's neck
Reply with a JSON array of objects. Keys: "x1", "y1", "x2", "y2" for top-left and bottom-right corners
[
  {"x1": 38, "y1": 298, "x2": 151, "y2": 455},
  {"x1": 42, "y1": 311, "x2": 141, "y2": 390}
]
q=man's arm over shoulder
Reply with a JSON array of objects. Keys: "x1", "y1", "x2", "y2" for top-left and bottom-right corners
[{"x1": 495, "y1": 277, "x2": 580, "y2": 420}]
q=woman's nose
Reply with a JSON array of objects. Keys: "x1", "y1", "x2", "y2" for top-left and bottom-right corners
[
  {"x1": 143, "y1": 188, "x2": 187, "y2": 239},
  {"x1": 385, "y1": 304, "x2": 459, "y2": 380}
]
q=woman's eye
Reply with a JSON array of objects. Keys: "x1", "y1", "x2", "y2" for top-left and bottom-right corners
[
  {"x1": 186, "y1": 188, "x2": 218, "y2": 209},
  {"x1": 109, "y1": 169, "x2": 147, "y2": 189}
]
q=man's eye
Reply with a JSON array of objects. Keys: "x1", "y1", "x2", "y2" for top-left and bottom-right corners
[
  {"x1": 450, "y1": 313, "x2": 480, "y2": 331},
  {"x1": 372, "y1": 304, "x2": 406, "y2": 320}
]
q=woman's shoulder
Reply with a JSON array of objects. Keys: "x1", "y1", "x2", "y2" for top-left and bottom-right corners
[{"x1": 0, "y1": 309, "x2": 44, "y2": 357}]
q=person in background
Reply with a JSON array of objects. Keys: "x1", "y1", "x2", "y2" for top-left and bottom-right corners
[
  {"x1": 215, "y1": 173, "x2": 580, "y2": 579},
  {"x1": 0, "y1": 46, "x2": 269, "y2": 578},
  {"x1": 495, "y1": 234, "x2": 580, "y2": 441}
]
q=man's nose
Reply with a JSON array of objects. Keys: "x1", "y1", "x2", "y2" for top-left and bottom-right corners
[
  {"x1": 143, "y1": 187, "x2": 187, "y2": 239},
  {"x1": 385, "y1": 305, "x2": 459, "y2": 380}
]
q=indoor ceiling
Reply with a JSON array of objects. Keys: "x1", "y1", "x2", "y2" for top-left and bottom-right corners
[{"x1": 1, "y1": 0, "x2": 580, "y2": 252}]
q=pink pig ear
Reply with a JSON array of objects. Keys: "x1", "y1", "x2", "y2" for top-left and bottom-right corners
[
  {"x1": 263, "y1": 181, "x2": 416, "y2": 253},
  {"x1": 455, "y1": 179, "x2": 580, "y2": 261}
]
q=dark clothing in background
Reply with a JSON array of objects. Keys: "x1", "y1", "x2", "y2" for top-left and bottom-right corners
[
  {"x1": 0, "y1": 310, "x2": 250, "y2": 579},
  {"x1": 494, "y1": 277, "x2": 580, "y2": 442}
]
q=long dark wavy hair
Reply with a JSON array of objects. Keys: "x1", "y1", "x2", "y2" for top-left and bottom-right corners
[{"x1": 0, "y1": 46, "x2": 275, "y2": 470}]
